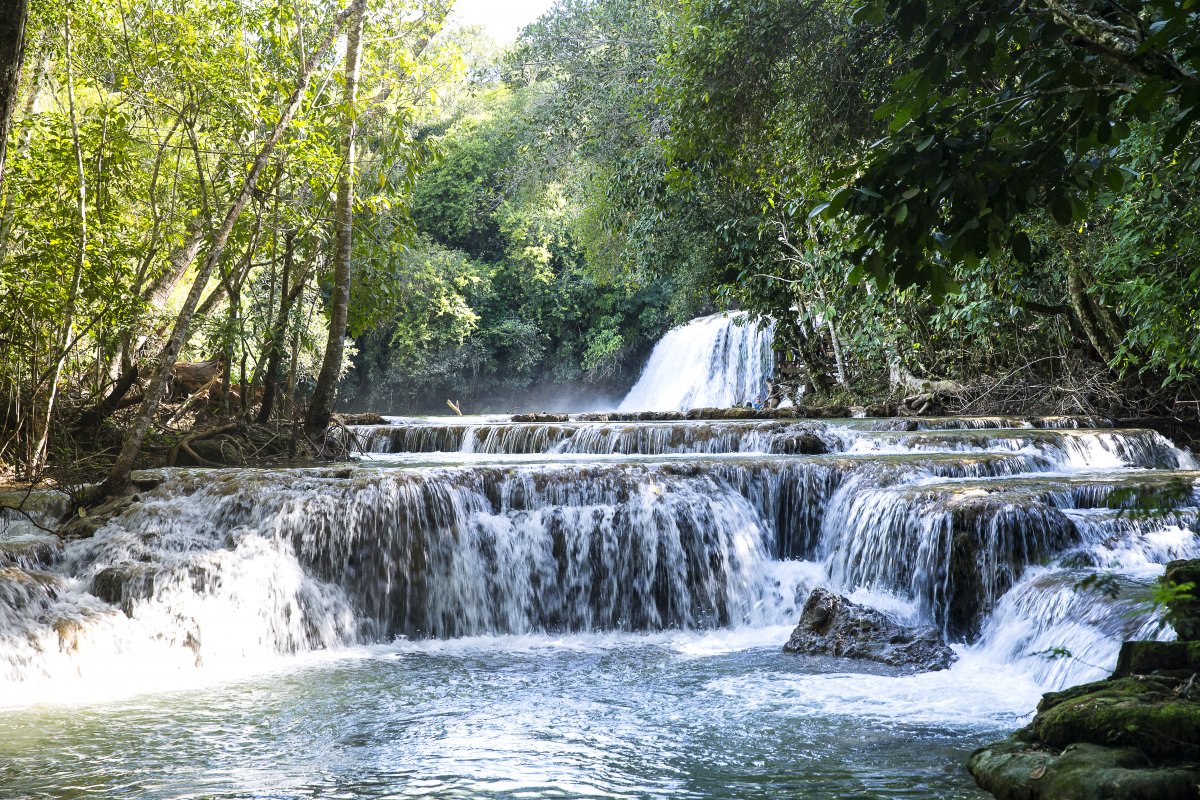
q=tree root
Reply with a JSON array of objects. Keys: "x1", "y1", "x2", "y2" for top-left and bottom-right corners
[{"x1": 167, "y1": 422, "x2": 240, "y2": 467}]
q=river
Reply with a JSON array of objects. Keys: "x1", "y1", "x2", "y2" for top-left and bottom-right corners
[{"x1": 0, "y1": 315, "x2": 1197, "y2": 799}]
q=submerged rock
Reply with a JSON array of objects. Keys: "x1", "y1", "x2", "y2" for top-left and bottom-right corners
[{"x1": 783, "y1": 588, "x2": 957, "y2": 672}]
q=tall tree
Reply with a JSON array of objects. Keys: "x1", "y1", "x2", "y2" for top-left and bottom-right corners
[
  {"x1": 0, "y1": 0, "x2": 29, "y2": 192},
  {"x1": 98, "y1": 0, "x2": 362, "y2": 497},
  {"x1": 306, "y1": 0, "x2": 367, "y2": 438}
]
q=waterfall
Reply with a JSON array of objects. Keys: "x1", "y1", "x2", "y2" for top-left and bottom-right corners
[
  {"x1": 1, "y1": 416, "x2": 1196, "y2": 701},
  {"x1": 619, "y1": 313, "x2": 775, "y2": 412}
]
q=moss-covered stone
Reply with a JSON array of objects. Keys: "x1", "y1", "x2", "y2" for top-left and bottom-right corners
[
  {"x1": 1113, "y1": 640, "x2": 1200, "y2": 677},
  {"x1": 968, "y1": 738, "x2": 1200, "y2": 800},
  {"x1": 1031, "y1": 675, "x2": 1200, "y2": 761},
  {"x1": 1162, "y1": 559, "x2": 1200, "y2": 640}
]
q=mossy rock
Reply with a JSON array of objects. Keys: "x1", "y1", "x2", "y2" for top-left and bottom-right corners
[
  {"x1": 59, "y1": 494, "x2": 137, "y2": 540},
  {"x1": 1113, "y1": 641, "x2": 1200, "y2": 677},
  {"x1": 684, "y1": 407, "x2": 761, "y2": 420},
  {"x1": 1032, "y1": 676, "x2": 1200, "y2": 761},
  {"x1": 968, "y1": 737, "x2": 1200, "y2": 800},
  {"x1": 1162, "y1": 560, "x2": 1200, "y2": 640},
  {"x1": 337, "y1": 412, "x2": 387, "y2": 426}
]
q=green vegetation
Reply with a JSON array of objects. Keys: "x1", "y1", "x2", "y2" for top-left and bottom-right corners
[{"x1": 1, "y1": 0, "x2": 1198, "y2": 484}]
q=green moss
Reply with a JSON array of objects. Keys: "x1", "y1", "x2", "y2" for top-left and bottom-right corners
[
  {"x1": 969, "y1": 738, "x2": 1200, "y2": 800},
  {"x1": 1033, "y1": 677, "x2": 1200, "y2": 760}
]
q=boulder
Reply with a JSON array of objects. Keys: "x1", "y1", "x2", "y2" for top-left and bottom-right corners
[
  {"x1": 773, "y1": 432, "x2": 830, "y2": 455},
  {"x1": 1162, "y1": 559, "x2": 1200, "y2": 640},
  {"x1": 1112, "y1": 640, "x2": 1200, "y2": 677},
  {"x1": 1032, "y1": 675, "x2": 1200, "y2": 761},
  {"x1": 783, "y1": 588, "x2": 957, "y2": 672},
  {"x1": 968, "y1": 738, "x2": 1200, "y2": 800}
]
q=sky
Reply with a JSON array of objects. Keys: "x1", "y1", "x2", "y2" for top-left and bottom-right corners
[{"x1": 451, "y1": 0, "x2": 559, "y2": 43}]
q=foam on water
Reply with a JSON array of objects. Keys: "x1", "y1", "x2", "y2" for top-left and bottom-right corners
[{"x1": 707, "y1": 649, "x2": 1044, "y2": 728}]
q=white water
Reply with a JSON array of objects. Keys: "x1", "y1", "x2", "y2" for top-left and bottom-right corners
[
  {"x1": 2, "y1": 419, "x2": 1196, "y2": 707},
  {"x1": 619, "y1": 313, "x2": 775, "y2": 411}
]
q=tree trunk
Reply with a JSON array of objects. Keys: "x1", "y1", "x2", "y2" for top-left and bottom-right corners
[
  {"x1": 305, "y1": 1, "x2": 366, "y2": 439},
  {"x1": 97, "y1": 1, "x2": 361, "y2": 498},
  {"x1": 258, "y1": 229, "x2": 295, "y2": 424},
  {"x1": 72, "y1": 364, "x2": 139, "y2": 436},
  {"x1": 0, "y1": 0, "x2": 28, "y2": 194},
  {"x1": 1066, "y1": 265, "x2": 1117, "y2": 366}
]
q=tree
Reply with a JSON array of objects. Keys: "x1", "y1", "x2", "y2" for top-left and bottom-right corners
[
  {"x1": 98, "y1": 0, "x2": 361, "y2": 496},
  {"x1": 305, "y1": 0, "x2": 367, "y2": 438},
  {"x1": 826, "y1": 0, "x2": 1200, "y2": 291},
  {"x1": 0, "y1": 0, "x2": 28, "y2": 192}
]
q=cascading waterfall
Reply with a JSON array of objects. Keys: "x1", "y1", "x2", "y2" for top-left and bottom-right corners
[
  {"x1": 618, "y1": 313, "x2": 775, "y2": 411},
  {"x1": 1, "y1": 414, "x2": 1197, "y2": 703}
]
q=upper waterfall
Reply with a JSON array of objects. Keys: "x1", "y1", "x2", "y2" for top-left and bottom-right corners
[{"x1": 619, "y1": 313, "x2": 774, "y2": 411}]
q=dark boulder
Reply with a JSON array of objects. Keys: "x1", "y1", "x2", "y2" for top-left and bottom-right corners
[
  {"x1": 773, "y1": 432, "x2": 830, "y2": 455},
  {"x1": 783, "y1": 588, "x2": 957, "y2": 672}
]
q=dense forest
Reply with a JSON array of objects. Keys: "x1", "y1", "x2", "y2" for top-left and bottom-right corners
[{"x1": 1, "y1": 0, "x2": 1198, "y2": 487}]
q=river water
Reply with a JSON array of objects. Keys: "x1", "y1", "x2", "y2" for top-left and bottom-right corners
[
  {"x1": 1, "y1": 315, "x2": 1198, "y2": 798},
  {"x1": 2, "y1": 413, "x2": 1197, "y2": 799}
]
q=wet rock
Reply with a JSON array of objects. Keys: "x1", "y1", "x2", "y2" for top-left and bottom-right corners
[
  {"x1": 59, "y1": 494, "x2": 137, "y2": 540},
  {"x1": 1031, "y1": 675, "x2": 1200, "y2": 761},
  {"x1": 1113, "y1": 640, "x2": 1200, "y2": 677},
  {"x1": 773, "y1": 432, "x2": 830, "y2": 455},
  {"x1": 52, "y1": 617, "x2": 86, "y2": 653},
  {"x1": 89, "y1": 563, "x2": 158, "y2": 611},
  {"x1": 968, "y1": 738, "x2": 1200, "y2": 800},
  {"x1": 1162, "y1": 559, "x2": 1200, "y2": 640},
  {"x1": 0, "y1": 533, "x2": 62, "y2": 567},
  {"x1": 783, "y1": 588, "x2": 957, "y2": 672},
  {"x1": 511, "y1": 413, "x2": 569, "y2": 423},
  {"x1": 685, "y1": 407, "x2": 760, "y2": 420},
  {"x1": 131, "y1": 471, "x2": 166, "y2": 491}
]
